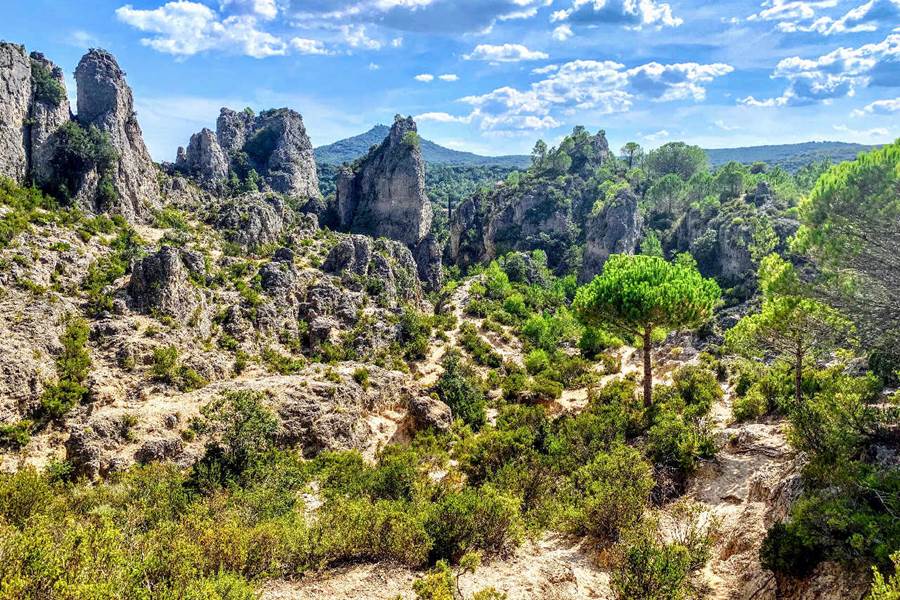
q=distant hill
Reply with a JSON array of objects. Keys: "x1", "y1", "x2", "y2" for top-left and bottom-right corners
[
  {"x1": 704, "y1": 141, "x2": 876, "y2": 172},
  {"x1": 315, "y1": 125, "x2": 531, "y2": 168}
]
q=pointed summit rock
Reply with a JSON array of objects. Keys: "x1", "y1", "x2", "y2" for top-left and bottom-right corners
[
  {"x1": 0, "y1": 43, "x2": 32, "y2": 182},
  {"x1": 74, "y1": 48, "x2": 160, "y2": 220}
]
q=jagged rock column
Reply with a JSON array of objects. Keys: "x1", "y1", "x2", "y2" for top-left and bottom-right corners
[
  {"x1": 0, "y1": 43, "x2": 32, "y2": 182},
  {"x1": 29, "y1": 52, "x2": 71, "y2": 187},
  {"x1": 75, "y1": 49, "x2": 160, "y2": 220},
  {"x1": 580, "y1": 187, "x2": 643, "y2": 282}
]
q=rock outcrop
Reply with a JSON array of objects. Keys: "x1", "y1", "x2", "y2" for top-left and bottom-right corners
[
  {"x1": 177, "y1": 107, "x2": 319, "y2": 200},
  {"x1": 175, "y1": 128, "x2": 228, "y2": 186},
  {"x1": 128, "y1": 246, "x2": 203, "y2": 321},
  {"x1": 214, "y1": 191, "x2": 292, "y2": 252},
  {"x1": 580, "y1": 187, "x2": 642, "y2": 282},
  {"x1": 29, "y1": 52, "x2": 72, "y2": 187},
  {"x1": 323, "y1": 234, "x2": 423, "y2": 303},
  {"x1": 74, "y1": 49, "x2": 160, "y2": 219},
  {"x1": 334, "y1": 116, "x2": 440, "y2": 291},
  {"x1": 0, "y1": 43, "x2": 32, "y2": 182}
]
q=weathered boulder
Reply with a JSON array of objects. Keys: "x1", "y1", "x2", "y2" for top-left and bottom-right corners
[
  {"x1": 580, "y1": 187, "x2": 642, "y2": 282},
  {"x1": 176, "y1": 127, "x2": 229, "y2": 186},
  {"x1": 135, "y1": 437, "x2": 184, "y2": 464},
  {"x1": 0, "y1": 43, "x2": 32, "y2": 182},
  {"x1": 410, "y1": 396, "x2": 452, "y2": 432},
  {"x1": 74, "y1": 49, "x2": 160, "y2": 220},
  {"x1": 128, "y1": 246, "x2": 202, "y2": 321},
  {"x1": 323, "y1": 234, "x2": 422, "y2": 302},
  {"x1": 214, "y1": 192, "x2": 289, "y2": 252}
]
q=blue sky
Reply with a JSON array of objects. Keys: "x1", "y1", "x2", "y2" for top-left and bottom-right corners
[{"x1": 4, "y1": 0, "x2": 898, "y2": 160}]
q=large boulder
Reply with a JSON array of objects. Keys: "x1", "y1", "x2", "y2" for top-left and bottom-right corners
[
  {"x1": 74, "y1": 49, "x2": 160, "y2": 220},
  {"x1": 580, "y1": 187, "x2": 642, "y2": 282},
  {"x1": 128, "y1": 246, "x2": 203, "y2": 321},
  {"x1": 0, "y1": 43, "x2": 32, "y2": 182}
]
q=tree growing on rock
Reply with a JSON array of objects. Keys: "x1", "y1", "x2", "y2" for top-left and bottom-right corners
[
  {"x1": 725, "y1": 253, "x2": 853, "y2": 407},
  {"x1": 621, "y1": 142, "x2": 643, "y2": 169},
  {"x1": 574, "y1": 254, "x2": 721, "y2": 406}
]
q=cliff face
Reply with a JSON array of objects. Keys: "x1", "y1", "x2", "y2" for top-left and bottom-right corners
[
  {"x1": 580, "y1": 188, "x2": 642, "y2": 282},
  {"x1": 0, "y1": 43, "x2": 160, "y2": 221},
  {"x1": 74, "y1": 49, "x2": 161, "y2": 219},
  {"x1": 335, "y1": 116, "x2": 440, "y2": 290},
  {"x1": 177, "y1": 107, "x2": 319, "y2": 200}
]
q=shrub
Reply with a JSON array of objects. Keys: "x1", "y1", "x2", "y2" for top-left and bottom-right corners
[
  {"x1": 524, "y1": 349, "x2": 550, "y2": 375},
  {"x1": 435, "y1": 351, "x2": 487, "y2": 429},
  {"x1": 645, "y1": 408, "x2": 715, "y2": 475},
  {"x1": 425, "y1": 485, "x2": 523, "y2": 563},
  {"x1": 527, "y1": 375, "x2": 563, "y2": 402},
  {"x1": 459, "y1": 323, "x2": 502, "y2": 368},
  {"x1": 46, "y1": 121, "x2": 118, "y2": 205},
  {"x1": 399, "y1": 307, "x2": 432, "y2": 360},
  {"x1": 261, "y1": 346, "x2": 305, "y2": 375},
  {"x1": 870, "y1": 552, "x2": 900, "y2": 600},
  {"x1": 760, "y1": 521, "x2": 823, "y2": 577},
  {"x1": 0, "y1": 420, "x2": 32, "y2": 448},
  {"x1": 151, "y1": 346, "x2": 207, "y2": 391},
  {"x1": 39, "y1": 315, "x2": 91, "y2": 419},
  {"x1": 565, "y1": 442, "x2": 654, "y2": 541},
  {"x1": 31, "y1": 60, "x2": 65, "y2": 106},
  {"x1": 353, "y1": 367, "x2": 370, "y2": 389},
  {"x1": 612, "y1": 521, "x2": 705, "y2": 600}
]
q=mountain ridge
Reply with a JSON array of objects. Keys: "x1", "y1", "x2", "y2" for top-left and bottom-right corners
[{"x1": 316, "y1": 127, "x2": 878, "y2": 172}]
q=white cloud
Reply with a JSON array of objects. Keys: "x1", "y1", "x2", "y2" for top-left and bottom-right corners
[
  {"x1": 643, "y1": 129, "x2": 671, "y2": 142},
  {"x1": 220, "y1": 0, "x2": 278, "y2": 20},
  {"x1": 434, "y1": 57, "x2": 732, "y2": 134},
  {"x1": 116, "y1": 1, "x2": 287, "y2": 58},
  {"x1": 851, "y1": 97, "x2": 900, "y2": 115},
  {"x1": 750, "y1": 0, "x2": 900, "y2": 35},
  {"x1": 742, "y1": 32, "x2": 900, "y2": 107},
  {"x1": 714, "y1": 119, "x2": 740, "y2": 131},
  {"x1": 368, "y1": 62, "x2": 381, "y2": 70},
  {"x1": 340, "y1": 24, "x2": 383, "y2": 49},
  {"x1": 438, "y1": 73, "x2": 459, "y2": 81},
  {"x1": 464, "y1": 43, "x2": 549, "y2": 62},
  {"x1": 290, "y1": 37, "x2": 331, "y2": 55},
  {"x1": 65, "y1": 30, "x2": 102, "y2": 48},
  {"x1": 416, "y1": 111, "x2": 476, "y2": 123},
  {"x1": 833, "y1": 123, "x2": 890, "y2": 140},
  {"x1": 552, "y1": 24, "x2": 574, "y2": 40},
  {"x1": 414, "y1": 73, "x2": 435, "y2": 82},
  {"x1": 552, "y1": 0, "x2": 683, "y2": 30}
]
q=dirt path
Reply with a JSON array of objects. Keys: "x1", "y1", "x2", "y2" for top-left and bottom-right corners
[
  {"x1": 260, "y1": 534, "x2": 614, "y2": 600},
  {"x1": 684, "y1": 388, "x2": 799, "y2": 599},
  {"x1": 417, "y1": 279, "x2": 473, "y2": 388}
]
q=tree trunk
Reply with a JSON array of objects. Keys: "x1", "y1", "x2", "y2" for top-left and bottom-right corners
[{"x1": 643, "y1": 328, "x2": 653, "y2": 407}]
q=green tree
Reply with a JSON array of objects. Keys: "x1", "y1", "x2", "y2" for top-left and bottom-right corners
[
  {"x1": 792, "y1": 140, "x2": 900, "y2": 363},
  {"x1": 646, "y1": 173, "x2": 686, "y2": 216},
  {"x1": 621, "y1": 142, "x2": 643, "y2": 169},
  {"x1": 713, "y1": 161, "x2": 746, "y2": 199},
  {"x1": 870, "y1": 552, "x2": 900, "y2": 600},
  {"x1": 574, "y1": 255, "x2": 721, "y2": 406},
  {"x1": 646, "y1": 142, "x2": 708, "y2": 181},
  {"x1": 725, "y1": 254, "x2": 853, "y2": 406}
]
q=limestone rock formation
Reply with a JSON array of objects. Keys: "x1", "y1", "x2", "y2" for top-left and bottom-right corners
[
  {"x1": 0, "y1": 43, "x2": 31, "y2": 182},
  {"x1": 410, "y1": 396, "x2": 452, "y2": 432},
  {"x1": 29, "y1": 52, "x2": 72, "y2": 187},
  {"x1": 334, "y1": 116, "x2": 440, "y2": 290},
  {"x1": 175, "y1": 128, "x2": 228, "y2": 185},
  {"x1": 177, "y1": 107, "x2": 319, "y2": 199},
  {"x1": 214, "y1": 191, "x2": 291, "y2": 252},
  {"x1": 128, "y1": 246, "x2": 203, "y2": 321},
  {"x1": 580, "y1": 187, "x2": 642, "y2": 282},
  {"x1": 74, "y1": 49, "x2": 160, "y2": 219},
  {"x1": 323, "y1": 234, "x2": 423, "y2": 303}
]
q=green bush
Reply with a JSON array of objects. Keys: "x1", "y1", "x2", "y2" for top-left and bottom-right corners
[
  {"x1": 565, "y1": 443, "x2": 653, "y2": 541},
  {"x1": 0, "y1": 420, "x2": 32, "y2": 448},
  {"x1": 612, "y1": 522, "x2": 702, "y2": 600},
  {"x1": 151, "y1": 346, "x2": 207, "y2": 391},
  {"x1": 31, "y1": 60, "x2": 65, "y2": 106},
  {"x1": 46, "y1": 121, "x2": 118, "y2": 205},
  {"x1": 39, "y1": 315, "x2": 91, "y2": 419},
  {"x1": 425, "y1": 485, "x2": 523, "y2": 563},
  {"x1": 399, "y1": 306, "x2": 432, "y2": 360},
  {"x1": 435, "y1": 351, "x2": 487, "y2": 429},
  {"x1": 760, "y1": 521, "x2": 823, "y2": 577},
  {"x1": 459, "y1": 323, "x2": 502, "y2": 368}
]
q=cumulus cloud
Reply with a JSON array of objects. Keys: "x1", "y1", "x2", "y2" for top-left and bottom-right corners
[
  {"x1": 290, "y1": 37, "x2": 331, "y2": 55},
  {"x1": 748, "y1": 0, "x2": 900, "y2": 35},
  {"x1": 340, "y1": 24, "x2": 383, "y2": 49},
  {"x1": 833, "y1": 123, "x2": 890, "y2": 139},
  {"x1": 431, "y1": 58, "x2": 732, "y2": 134},
  {"x1": 414, "y1": 73, "x2": 435, "y2": 82},
  {"x1": 552, "y1": 0, "x2": 683, "y2": 30},
  {"x1": 438, "y1": 73, "x2": 459, "y2": 81},
  {"x1": 643, "y1": 129, "x2": 671, "y2": 142},
  {"x1": 464, "y1": 43, "x2": 549, "y2": 62},
  {"x1": 552, "y1": 24, "x2": 574, "y2": 40},
  {"x1": 220, "y1": 0, "x2": 278, "y2": 20},
  {"x1": 741, "y1": 32, "x2": 900, "y2": 107},
  {"x1": 116, "y1": 1, "x2": 288, "y2": 58},
  {"x1": 851, "y1": 96, "x2": 900, "y2": 115},
  {"x1": 284, "y1": 0, "x2": 549, "y2": 34}
]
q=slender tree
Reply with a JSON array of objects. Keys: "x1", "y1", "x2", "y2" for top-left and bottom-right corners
[
  {"x1": 725, "y1": 254, "x2": 853, "y2": 406},
  {"x1": 574, "y1": 254, "x2": 721, "y2": 406},
  {"x1": 621, "y1": 142, "x2": 643, "y2": 169}
]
